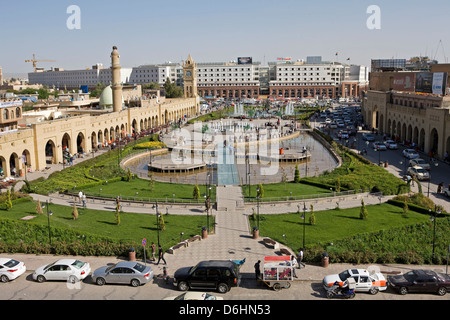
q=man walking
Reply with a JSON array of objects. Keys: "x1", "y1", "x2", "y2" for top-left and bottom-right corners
[
  {"x1": 298, "y1": 249, "x2": 305, "y2": 268},
  {"x1": 157, "y1": 245, "x2": 167, "y2": 265},
  {"x1": 254, "y1": 260, "x2": 261, "y2": 280}
]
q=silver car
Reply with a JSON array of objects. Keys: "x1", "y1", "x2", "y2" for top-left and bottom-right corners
[
  {"x1": 92, "y1": 261, "x2": 153, "y2": 287},
  {"x1": 32, "y1": 259, "x2": 91, "y2": 283}
]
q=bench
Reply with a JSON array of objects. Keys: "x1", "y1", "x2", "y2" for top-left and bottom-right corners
[
  {"x1": 263, "y1": 237, "x2": 279, "y2": 250},
  {"x1": 167, "y1": 241, "x2": 188, "y2": 254},
  {"x1": 187, "y1": 235, "x2": 202, "y2": 244}
]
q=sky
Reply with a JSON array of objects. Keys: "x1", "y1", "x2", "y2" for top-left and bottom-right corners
[{"x1": 1, "y1": 0, "x2": 449, "y2": 76}]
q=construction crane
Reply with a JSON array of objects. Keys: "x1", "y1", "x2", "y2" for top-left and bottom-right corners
[{"x1": 25, "y1": 54, "x2": 56, "y2": 72}]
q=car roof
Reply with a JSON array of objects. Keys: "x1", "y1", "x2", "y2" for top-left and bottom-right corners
[
  {"x1": 0, "y1": 258, "x2": 15, "y2": 264},
  {"x1": 197, "y1": 260, "x2": 236, "y2": 268},
  {"x1": 114, "y1": 261, "x2": 143, "y2": 267},
  {"x1": 53, "y1": 259, "x2": 80, "y2": 265}
]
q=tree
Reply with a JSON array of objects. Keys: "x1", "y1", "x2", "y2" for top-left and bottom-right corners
[
  {"x1": 402, "y1": 200, "x2": 408, "y2": 217},
  {"x1": 257, "y1": 183, "x2": 264, "y2": 198},
  {"x1": 164, "y1": 78, "x2": 183, "y2": 98},
  {"x1": 148, "y1": 173, "x2": 155, "y2": 192},
  {"x1": 72, "y1": 202, "x2": 79, "y2": 220},
  {"x1": 159, "y1": 214, "x2": 166, "y2": 231},
  {"x1": 36, "y1": 200, "x2": 43, "y2": 215},
  {"x1": 309, "y1": 204, "x2": 316, "y2": 225},
  {"x1": 115, "y1": 204, "x2": 120, "y2": 225},
  {"x1": 193, "y1": 185, "x2": 200, "y2": 200},
  {"x1": 360, "y1": 199, "x2": 368, "y2": 220},
  {"x1": 127, "y1": 168, "x2": 133, "y2": 181},
  {"x1": 294, "y1": 164, "x2": 300, "y2": 183},
  {"x1": 4, "y1": 189, "x2": 12, "y2": 211},
  {"x1": 37, "y1": 88, "x2": 50, "y2": 100}
]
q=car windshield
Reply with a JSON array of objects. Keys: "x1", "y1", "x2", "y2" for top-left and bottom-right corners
[
  {"x1": 71, "y1": 260, "x2": 85, "y2": 269},
  {"x1": 338, "y1": 270, "x2": 351, "y2": 281},
  {"x1": 403, "y1": 271, "x2": 416, "y2": 282},
  {"x1": 133, "y1": 263, "x2": 146, "y2": 273},
  {"x1": 416, "y1": 168, "x2": 427, "y2": 173},
  {"x1": 105, "y1": 263, "x2": 118, "y2": 273},
  {"x1": 416, "y1": 159, "x2": 426, "y2": 164},
  {"x1": 44, "y1": 262, "x2": 56, "y2": 270},
  {"x1": 4, "y1": 259, "x2": 20, "y2": 268}
]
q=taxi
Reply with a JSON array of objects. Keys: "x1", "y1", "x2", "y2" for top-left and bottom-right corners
[{"x1": 323, "y1": 268, "x2": 387, "y2": 295}]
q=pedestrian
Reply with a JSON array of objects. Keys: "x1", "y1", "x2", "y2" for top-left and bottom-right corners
[
  {"x1": 292, "y1": 256, "x2": 298, "y2": 278},
  {"x1": 78, "y1": 190, "x2": 83, "y2": 203},
  {"x1": 298, "y1": 249, "x2": 304, "y2": 268},
  {"x1": 157, "y1": 245, "x2": 166, "y2": 265},
  {"x1": 151, "y1": 242, "x2": 156, "y2": 261},
  {"x1": 254, "y1": 260, "x2": 261, "y2": 280},
  {"x1": 82, "y1": 192, "x2": 86, "y2": 208}
]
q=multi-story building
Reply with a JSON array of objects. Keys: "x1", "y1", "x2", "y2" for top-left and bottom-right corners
[
  {"x1": 268, "y1": 57, "x2": 368, "y2": 99},
  {"x1": 362, "y1": 59, "x2": 450, "y2": 159},
  {"x1": 0, "y1": 99, "x2": 22, "y2": 134},
  {"x1": 28, "y1": 64, "x2": 132, "y2": 90},
  {"x1": 196, "y1": 60, "x2": 261, "y2": 99}
]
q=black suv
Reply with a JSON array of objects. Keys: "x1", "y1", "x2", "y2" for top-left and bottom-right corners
[{"x1": 173, "y1": 260, "x2": 241, "y2": 293}]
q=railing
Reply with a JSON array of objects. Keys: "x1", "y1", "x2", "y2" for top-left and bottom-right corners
[{"x1": 244, "y1": 189, "x2": 368, "y2": 202}]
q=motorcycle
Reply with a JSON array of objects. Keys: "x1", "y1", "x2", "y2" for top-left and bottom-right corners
[{"x1": 326, "y1": 279, "x2": 356, "y2": 299}]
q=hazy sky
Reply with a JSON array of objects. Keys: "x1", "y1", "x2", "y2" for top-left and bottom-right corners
[{"x1": 1, "y1": 0, "x2": 449, "y2": 75}]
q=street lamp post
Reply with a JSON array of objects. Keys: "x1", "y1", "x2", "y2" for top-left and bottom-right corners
[
  {"x1": 43, "y1": 200, "x2": 53, "y2": 245},
  {"x1": 302, "y1": 202, "x2": 307, "y2": 250},
  {"x1": 153, "y1": 201, "x2": 161, "y2": 247},
  {"x1": 256, "y1": 187, "x2": 260, "y2": 230},
  {"x1": 429, "y1": 205, "x2": 441, "y2": 262}
]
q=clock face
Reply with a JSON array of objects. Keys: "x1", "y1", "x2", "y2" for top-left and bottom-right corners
[{"x1": 186, "y1": 70, "x2": 192, "y2": 77}]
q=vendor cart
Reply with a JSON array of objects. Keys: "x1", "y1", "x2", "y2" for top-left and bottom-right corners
[{"x1": 261, "y1": 256, "x2": 294, "y2": 291}]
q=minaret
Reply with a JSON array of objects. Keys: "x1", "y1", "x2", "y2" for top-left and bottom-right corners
[
  {"x1": 0, "y1": 66, "x2": 3, "y2": 85},
  {"x1": 111, "y1": 46, "x2": 123, "y2": 112}
]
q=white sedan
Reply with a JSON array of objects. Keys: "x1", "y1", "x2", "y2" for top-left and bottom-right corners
[
  {"x1": 0, "y1": 258, "x2": 26, "y2": 282},
  {"x1": 322, "y1": 268, "x2": 387, "y2": 295},
  {"x1": 407, "y1": 166, "x2": 430, "y2": 180},
  {"x1": 164, "y1": 292, "x2": 223, "y2": 300},
  {"x1": 402, "y1": 149, "x2": 420, "y2": 159},
  {"x1": 409, "y1": 158, "x2": 430, "y2": 170},
  {"x1": 385, "y1": 140, "x2": 398, "y2": 150},
  {"x1": 33, "y1": 259, "x2": 91, "y2": 283}
]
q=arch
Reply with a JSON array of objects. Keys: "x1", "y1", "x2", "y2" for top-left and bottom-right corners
[
  {"x1": 413, "y1": 127, "x2": 419, "y2": 145},
  {"x1": 91, "y1": 131, "x2": 97, "y2": 149},
  {"x1": 379, "y1": 113, "x2": 384, "y2": 133},
  {"x1": 387, "y1": 119, "x2": 392, "y2": 136},
  {"x1": 115, "y1": 125, "x2": 120, "y2": 140},
  {"x1": 419, "y1": 128, "x2": 426, "y2": 150},
  {"x1": 0, "y1": 156, "x2": 6, "y2": 177},
  {"x1": 9, "y1": 153, "x2": 19, "y2": 176},
  {"x1": 97, "y1": 130, "x2": 103, "y2": 146},
  {"x1": 110, "y1": 127, "x2": 115, "y2": 141},
  {"x1": 104, "y1": 128, "x2": 109, "y2": 142},
  {"x1": 21, "y1": 149, "x2": 31, "y2": 174},
  {"x1": 45, "y1": 140, "x2": 56, "y2": 164},
  {"x1": 61, "y1": 133, "x2": 71, "y2": 152},
  {"x1": 76, "y1": 132, "x2": 85, "y2": 154},
  {"x1": 401, "y1": 123, "x2": 406, "y2": 143},
  {"x1": 429, "y1": 128, "x2": 439, "y2": 154},
  {"x1": 407, "y1": 124, "x2": 413, "y2": 143}
]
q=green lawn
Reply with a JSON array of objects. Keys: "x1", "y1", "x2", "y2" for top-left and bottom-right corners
[
  {"x1": 78, "y1": 178, "x2": 216, "y2": 202},
  {"x1": 250, "y1": 203, "x2": 431, "y2": 251},
  {"x1": 1, "y1": 198, "x2": 211, "y2": 251},
  {"x1": 242, "y1": 181, "x2": 331, "y2": 201}
]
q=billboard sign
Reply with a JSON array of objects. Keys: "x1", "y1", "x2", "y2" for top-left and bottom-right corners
[
  {"x1": 415, "y1": 72, "x2": 433, "y2": 94},
  {"x1": 393, "y1": 74, "x2": 415, "y2": 92},
  {"x1": 238, "y1": 57, "x2": 252, "y2": 65},
  {"x1": 432, "y1": 72, "x2": 447, "y2": 95}
]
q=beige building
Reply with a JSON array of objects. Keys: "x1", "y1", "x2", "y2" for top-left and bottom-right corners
[
  {"x1": 0, "y1": 47, "x2": 200, "y2": 178},
  {"x1": 362, "y1": 65, "x2": 450, "y2": 159}
]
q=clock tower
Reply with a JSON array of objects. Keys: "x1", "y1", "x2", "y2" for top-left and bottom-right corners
[{"x1": 183, "y1": 54, "x2": 197, "y2": 99}]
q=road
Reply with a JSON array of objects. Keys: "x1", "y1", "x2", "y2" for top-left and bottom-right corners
[{"x1": 1, "y1": 271, "x2": 448, "y2": 301}]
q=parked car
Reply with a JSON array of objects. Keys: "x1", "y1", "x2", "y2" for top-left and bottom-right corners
[
  {"x1": 92, "y1": 261, "x2": 153, "y2": 287},
  {"x1": 443, "y1": 188, "x2": 450, "y2": 197},
  {"x1": 388, "y1": 269, "x2": 450, "y2": 296},
  {"x1": 33, "y1": 259, "x2": 91, "y2": 283},
  {"x1": 385, "y1": 140, "x2": 398, "y2": 149},
  {"x1": 0, "y1": 258, "x2": 26, "y2": 283},
  {"x1": 362, "y1": 133, "x2": 375, "y2": 141},
  {"x1": 325, "y1": 118, "x2": 332, "y2": 124},
  {"x1": 373, "y1": 141, "x2": 387, "y2": 151},
  {"x1": 173, "y1": 260, "x2": 241, "y2": 293},
  {"x1": 402, "y1": 148, "x2": 420, "y2": 159},
  {"x1": 409, "y1": 158, "x2": 430, "y2": 170},
  {"x1": 407, "y1": 166, "x2": 430, "y2": 180},
  {"x1": 163, "y1": 292, "x2": 223, "y2": 300},
  {"x1": 322, "y1": 268, "x2": 387, "y2": 295}
]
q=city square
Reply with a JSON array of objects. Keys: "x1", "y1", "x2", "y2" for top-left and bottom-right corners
[{"x1": 0, "y1": 0, "x2": 449, "y2": 309}]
